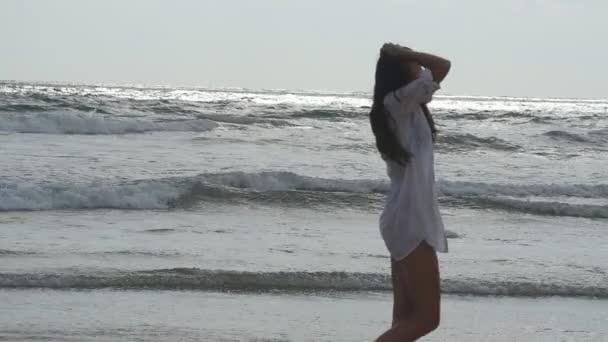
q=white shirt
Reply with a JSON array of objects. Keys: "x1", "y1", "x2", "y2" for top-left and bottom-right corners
[{"x1": 379, "y1": 68, "x2": 448, "y2": 261}]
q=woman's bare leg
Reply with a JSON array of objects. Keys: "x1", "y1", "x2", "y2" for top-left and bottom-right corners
[
  {"x1": 391, "y1": 258, "x2": 413, "y2": 326},
  {"x1": 376, "y1": 242, "x2": 441, "y2": 342}
]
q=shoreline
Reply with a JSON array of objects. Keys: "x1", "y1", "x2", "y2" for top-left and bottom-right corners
[{"x1": 1, "y1": 289, "x2": 606, "y2": 341}]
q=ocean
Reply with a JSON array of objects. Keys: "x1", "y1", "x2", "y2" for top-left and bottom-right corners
[{"x1": 1, "y1": 81, "x2": 607, "y2": 341}]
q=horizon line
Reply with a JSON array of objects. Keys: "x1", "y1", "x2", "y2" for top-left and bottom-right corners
[{"x1": 1, "y1": 79, "x2": 606, "y2": 102}]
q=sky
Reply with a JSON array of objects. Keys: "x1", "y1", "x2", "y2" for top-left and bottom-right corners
[{"x1": 1, "y1": 0, "x2": 607, "y2": 99}]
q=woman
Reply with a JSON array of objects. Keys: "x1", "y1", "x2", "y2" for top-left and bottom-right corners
[{"x1": 370, "y1": 43, "x2": 451, "y2": 341}]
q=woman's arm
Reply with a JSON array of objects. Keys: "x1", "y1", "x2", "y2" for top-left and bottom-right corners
[
  {"x1": 411, "y1": 51, "x2": 451, "y2": 83},
  {"x1": 382, "y1": 44, "x2": 451, "y2": 83}
]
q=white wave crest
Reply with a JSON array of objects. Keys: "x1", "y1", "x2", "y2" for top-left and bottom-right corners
[{"x1": 0, "y1": 180, "x2": 185, "y2": 211}]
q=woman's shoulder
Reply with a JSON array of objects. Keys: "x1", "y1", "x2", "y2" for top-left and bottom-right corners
[{"x1": 388, "y1": 69, "x2": 440, "y2": 110}]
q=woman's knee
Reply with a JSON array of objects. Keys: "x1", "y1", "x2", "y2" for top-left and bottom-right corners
[
  {"x1": 416, "y1": 311, "x2": 441, "y2": 337},
  {"x1": 414, "y1": 312, "x2": 440, "y2": 335},
  {"x1": 408, "y1": 303, "x2": 440, "y2": 336}
]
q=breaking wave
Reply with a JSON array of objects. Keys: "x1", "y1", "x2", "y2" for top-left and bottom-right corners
[
  {"x1": 437, "y1": 133, "x2": 521, "y2": 151},
  {"x1": 0, "y1": 112, "x2": 217, "y2": 134},
  {"x1": 2, "y1": 172, "x2": 607, "y2": 218},
  {"x1": 0, "y1": 269, "x2": 605, "y2": 298}
]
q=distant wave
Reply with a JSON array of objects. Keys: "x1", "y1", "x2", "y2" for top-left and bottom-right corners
[
  {"x1": 289, "y1": 109, "x2": 366, "y2": 120},
  {"x1": 0, "y1": 249, "x2": 180, "y2": 257},
  {"x1": 440, "y1": 110, "x2": 606, "y2": 126},
  {"x1": 437, "y1": 180, "x2": 608, "y2": 199},
  {"x1": 0, "y1": 84, "x2": 371, "y2": 122},
  {"x1": 543, "y1": 130, "x2": 608, "y2": 144},
  {"x1": 441, "y1": 111, "x2": 554, "y2": 123},
  {"x1": 2, "y1": 172, "x2": 607, "y2": 218},
  {"x1": 589, "y1": 128, "x2": 608, "y2": 137},
  {"x1": 0, "y1": 249, "x2": 39, "y2": 256},
  {"x1": 0, "y1": 112, "x2": 218, "y2": 134},
  {"x1": 195, "y1": 113, "x2": 297, "y2": 127},
  {"x1": 196, "y1": 131, "x2": 524, "y2": 154},
  {"x1": 446, "y1": 196, "x2": 608, "y2": 219},
  {"x1": 437, "y1": 133, "x2": 521, "y2": 152},
  {"x1": 441, "y1": 111, "x2": 492, "y2": 121},
  {"x1": 197, "y1": 171, "x2": 385, "y2": 193},
  {"x1": 1, "y1": 269, "x2": 605, "y2": 298},
  {"x1": 0, "y1": 103, "x2": 51, "y2": 112},
  {"x1": 497, "y1": 111, "x2": 549, "y2": 120},
  {"x1": 543, "y1": 130, "x2": 590, "y2": 143},
  {"x1": 96, "y1": 250, "x2": 182, "y2": 257},
  {"x1": 440, "y1": 180, "x2": 608, "y2": 218}
]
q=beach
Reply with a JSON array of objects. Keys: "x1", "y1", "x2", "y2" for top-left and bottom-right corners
[
  {"x1": 1, "y1": 82, "x2": 607, "y2": 341},
  {"x1": 2, "y1": 290, "x2": 607, "y2": 341}
]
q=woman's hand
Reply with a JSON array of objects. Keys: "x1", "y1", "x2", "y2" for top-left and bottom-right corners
[
  {"x1": 381, "y1": 43, "x2": 414, "y2": 59},
  {"x1": 382, "y1": 43, "x2": 451, "y2": 83}
]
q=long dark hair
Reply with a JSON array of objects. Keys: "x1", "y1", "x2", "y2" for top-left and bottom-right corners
[{"x1": 369, "y1": 52, "x2": 437, "y2": 166}]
